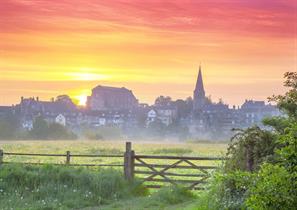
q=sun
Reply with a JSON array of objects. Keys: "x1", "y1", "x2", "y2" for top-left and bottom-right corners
[{"x1": 75, "y1": 94, "x2": 88, "y2": 106}]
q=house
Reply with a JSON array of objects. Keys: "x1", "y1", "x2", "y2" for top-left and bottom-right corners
[
  {"x1": 55, "y1": 114, "x2": 66, "y2": 126},
  {"x1": 146, "y1": 106, "x2": 177, "y2": 126}
]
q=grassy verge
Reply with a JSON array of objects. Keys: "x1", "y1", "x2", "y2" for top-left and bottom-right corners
[
  {"x1": 0, "y1": 164, "x2": 146, "y2": 210},
  {"x1": 0, "y1": 164, "x2": 198, "y2": 210}
]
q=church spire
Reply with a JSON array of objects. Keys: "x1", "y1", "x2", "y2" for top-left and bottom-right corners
[
  {"x1": 195, "y1": 65, "x2": 205, "y2": 94},
  {"x1": 193, "y1": 65, "x2": 206, "y2": 111}
]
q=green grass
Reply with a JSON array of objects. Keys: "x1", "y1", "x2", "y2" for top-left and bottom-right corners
[
  {"x1": 0, "y1": 164, "x2": 146, "y2": 210},
  {"x1": 0, "y1": 140, "x2": 228, "y2": 209}
]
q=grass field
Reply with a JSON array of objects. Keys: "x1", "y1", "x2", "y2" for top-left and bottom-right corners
[{"x1": 0, "y1": 140, "x2": 228, "y2": 209}]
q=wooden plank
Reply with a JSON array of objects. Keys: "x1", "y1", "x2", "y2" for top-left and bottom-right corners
[
  {"x1": 71, "y1": 154, "x2": 123, "y2": 158},
  {"x1": 135, "y1": 155, "x2": 225, "y2": 161},
  {"x1": 0, "y1": 149, "x2": 3, "y2": 165},
  {"x1": 188, "y1": 176, "x2": 210, "y2": 189},
  {"x1": 135, "y1": 157, "x2": 178, "y2": 185},
  {"x1": 134, "y1": 170, "x2": 207, "y2": 177},
  {"x1": 4, "y1": 152, "x2": 122, "y2": 158},
  {"x1": 141, "y1": 178, "x2": 208, "y2": 184},
  {"x1": 2, "y1": 162, "x2": 123, "y2": 167},
  {"x1": 135, "y1": 163, "x2": 217, "y2": 170},
  {"x1": 144, "y1": 185, "x2": 206, "y2": 191},
  {"x1": 183, "y1": 159, "x2": 208, "y2": 174},
  {"x1": 144, "y1": 184, "x2": 162, "y2": 189},
  {"x1": 4, "y1": 153, "x2": 66, "y2": 157}
]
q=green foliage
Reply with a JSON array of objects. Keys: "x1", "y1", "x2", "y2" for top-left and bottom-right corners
[
  {"x1": 0, "y1": 113, "x2": 19, "y2": 139},
  {"x1": 0, "y1": 120, "x2": 16, "y2": 139},
  {"x1": 226, "y1": 126, "x2": 277, "y2": 172},
  {"x1": 246, "y1": 163, "x2": 296, "y2": 210},
  {"x1": 29, "y1": 116, "x2": 77, "y2": 140},
  {"x1": 191, "y1": 169, "x2": 252, "y2": 210},
  {"x1": 277, "y1": 122, "x2": 297, "y2": 172},
  {"x1": 147, "y1": 119, "x2": 167, "y2": 137},
  {"x1": 151, "y1": 186, "x2": 195, "y2": 205},
  {"x1": 269, "y1": 72, "x2": 297, "y2": 119},
  {"x1": 212, "y1": 72, "x2": 297, "y2": 210},
  {"x1": 29, "y1": 116, "x2": 49, "y2": 139},
  {"x1": 0, "y1": 164, "x2": 145, "y2": 209}
]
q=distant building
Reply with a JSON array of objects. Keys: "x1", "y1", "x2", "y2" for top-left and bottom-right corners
[
  {"x1": 55, "y1": 114, "x2": 66, "y2": 126},
  {"x1": 146, "y1": 106, "x2": 178, "y2": 126},
  {"x1": 87, "y1": 85, "x2": 138, "y2": 111},
  {"x1": 189, "y1": 66, "x2": 281, "y2": 140}
]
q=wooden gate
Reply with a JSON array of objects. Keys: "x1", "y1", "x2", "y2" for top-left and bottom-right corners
[
  {"x1": 0, "y1": 142, "x2": 224, "y2": 190},
  {"x1": 124, "y1": 142, "x2": 224, "y2": 190}
]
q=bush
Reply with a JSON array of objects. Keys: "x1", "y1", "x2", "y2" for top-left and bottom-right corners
[
  {"x1": 226, "y1": 126, "x2": 277, "y2": 172},
  {"x1": 151, "y1": 186, "x2": 195, "y2": 205},
  {"x1": 29, "y1": 117, "x2": 77, "y2": 140},
  {"x1": 191, "y1": 169, "x2": 252, "y2": 210},
  {"x1": 246, "y1": 163, "x2": 296, "y2": 210}
]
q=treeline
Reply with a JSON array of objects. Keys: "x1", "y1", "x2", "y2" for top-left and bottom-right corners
[
  {"x1": 0, "y1": 116, "x2": 77, "y2": 140},
  {"x1": 198, "y1": 72, "x2": 297, "y2": 209}
]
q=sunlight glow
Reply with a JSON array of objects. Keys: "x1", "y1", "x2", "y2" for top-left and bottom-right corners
[
  {"x1": 75, "y1": 94, "x2": 88, "y2": 106},
  {"x1": 65, "y1": 72, "x2": 111, "y2": 81}
]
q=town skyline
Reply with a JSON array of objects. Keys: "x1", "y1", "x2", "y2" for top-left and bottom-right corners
[
  {"x1": 0, "y1": 0, "x2": 295, "y2": 106},
  {"x1": 0, "y1": 66, "x2": 285, "y2": 107}
]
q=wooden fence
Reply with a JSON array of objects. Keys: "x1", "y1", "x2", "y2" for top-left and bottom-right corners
[{"x1": 0, "y1": 142, "x2": 224, "y2": 190}]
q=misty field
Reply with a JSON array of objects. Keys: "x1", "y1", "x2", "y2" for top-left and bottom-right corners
[
  {"x1": 0, "y1": 140, "x2": 227, "y2": 164},
  {"x1": 0, "y1": 140, "x2": 227, "y2": 210}
]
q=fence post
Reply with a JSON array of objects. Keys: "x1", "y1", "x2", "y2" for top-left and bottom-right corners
[
  {"x1": 0, "y1": 149, "x2": 3, "y2": 165},
  {"x1": 66, "y1": 151, "x2": 71, "y2": 165},
  {"x1": 124, "y1": 142, "x2": 134, "y2": 181}
]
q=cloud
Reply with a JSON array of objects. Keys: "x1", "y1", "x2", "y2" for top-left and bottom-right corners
[{"x1": 0, "y1": 0, "x2": 295, "y2": 37}]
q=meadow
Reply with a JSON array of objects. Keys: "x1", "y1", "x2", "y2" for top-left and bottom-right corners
[{"x1": 0, "y1": 140, "x2": 227, "y2": 209}]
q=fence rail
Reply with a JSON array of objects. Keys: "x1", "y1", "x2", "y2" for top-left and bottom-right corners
[{"x1": 0, "y1": 142, "x2": 224, "y2": 190}]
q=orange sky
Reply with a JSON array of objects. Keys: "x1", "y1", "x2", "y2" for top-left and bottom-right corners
[{"x1": 0, "y1": 0, "x2": 296, "y2": 106}]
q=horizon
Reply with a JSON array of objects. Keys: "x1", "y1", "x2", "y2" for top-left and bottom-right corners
[{"x1": 1, "y1": 0, "x2": 296, "y2": 106}]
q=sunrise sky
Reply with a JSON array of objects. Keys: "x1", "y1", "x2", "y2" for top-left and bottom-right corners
[{"x1": 0, "y1": 0, "x2": 296, "y2": 106}]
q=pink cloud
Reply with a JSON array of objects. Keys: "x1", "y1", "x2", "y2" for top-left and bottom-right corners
[{"x1": 0, "y1": 0, "x2": 295, "y2": 37}]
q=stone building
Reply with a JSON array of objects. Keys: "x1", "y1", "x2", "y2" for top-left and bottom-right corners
[{"x1": 86, "y1": 85, "x2": 138, "y2": 111}]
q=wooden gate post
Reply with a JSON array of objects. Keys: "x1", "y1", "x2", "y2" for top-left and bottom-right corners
[
  {"x1": 66, "y1": 151, "x2": 71, "y2": 165},
  {"x1": 0, "y1": 149, "x2": 3, "y2": 165},
  {"x1": 124, "y1": 142, "x2": 135, "y2": 181}
]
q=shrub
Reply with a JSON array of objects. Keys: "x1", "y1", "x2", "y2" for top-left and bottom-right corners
[
  {"x1": 246, "y1": 163, "x2": 296, "y2": 210},
  {"x1": 191, "y1": 169, "x2": 252, "y2": 210},
  {"x1": 226, "y1": 126, "x2": 277, "y2": 172},
  {"x1": 151, "y1": 186, "x2": 195, "y2": 205}
]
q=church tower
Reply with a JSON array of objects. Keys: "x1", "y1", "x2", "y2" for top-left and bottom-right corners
[{"x1": 193, "y1": 65, "x2": 206, "y2": 111}]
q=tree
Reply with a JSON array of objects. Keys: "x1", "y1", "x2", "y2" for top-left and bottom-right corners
[
  {"x1": 174, "y1": 99, "x2": 192, "y2": 119},
  {"x1": 226, "y1": 127, "x2": 277, "y2": 172},
  {"x1": 0, "y1": 112, "x2": 19, "y2": 139},
  {"x1": 154, "y1": 96, "x2": 172, "y2": 107},
  {"x1": 48, "y1": 123, "x2": 77, "y2": 140},
  {"x1": 29, "y1": 116, "x2": 49, "y2": 139},
  {"x1": 29, "y1": 116, "x2": 76, "y2": 140}
]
